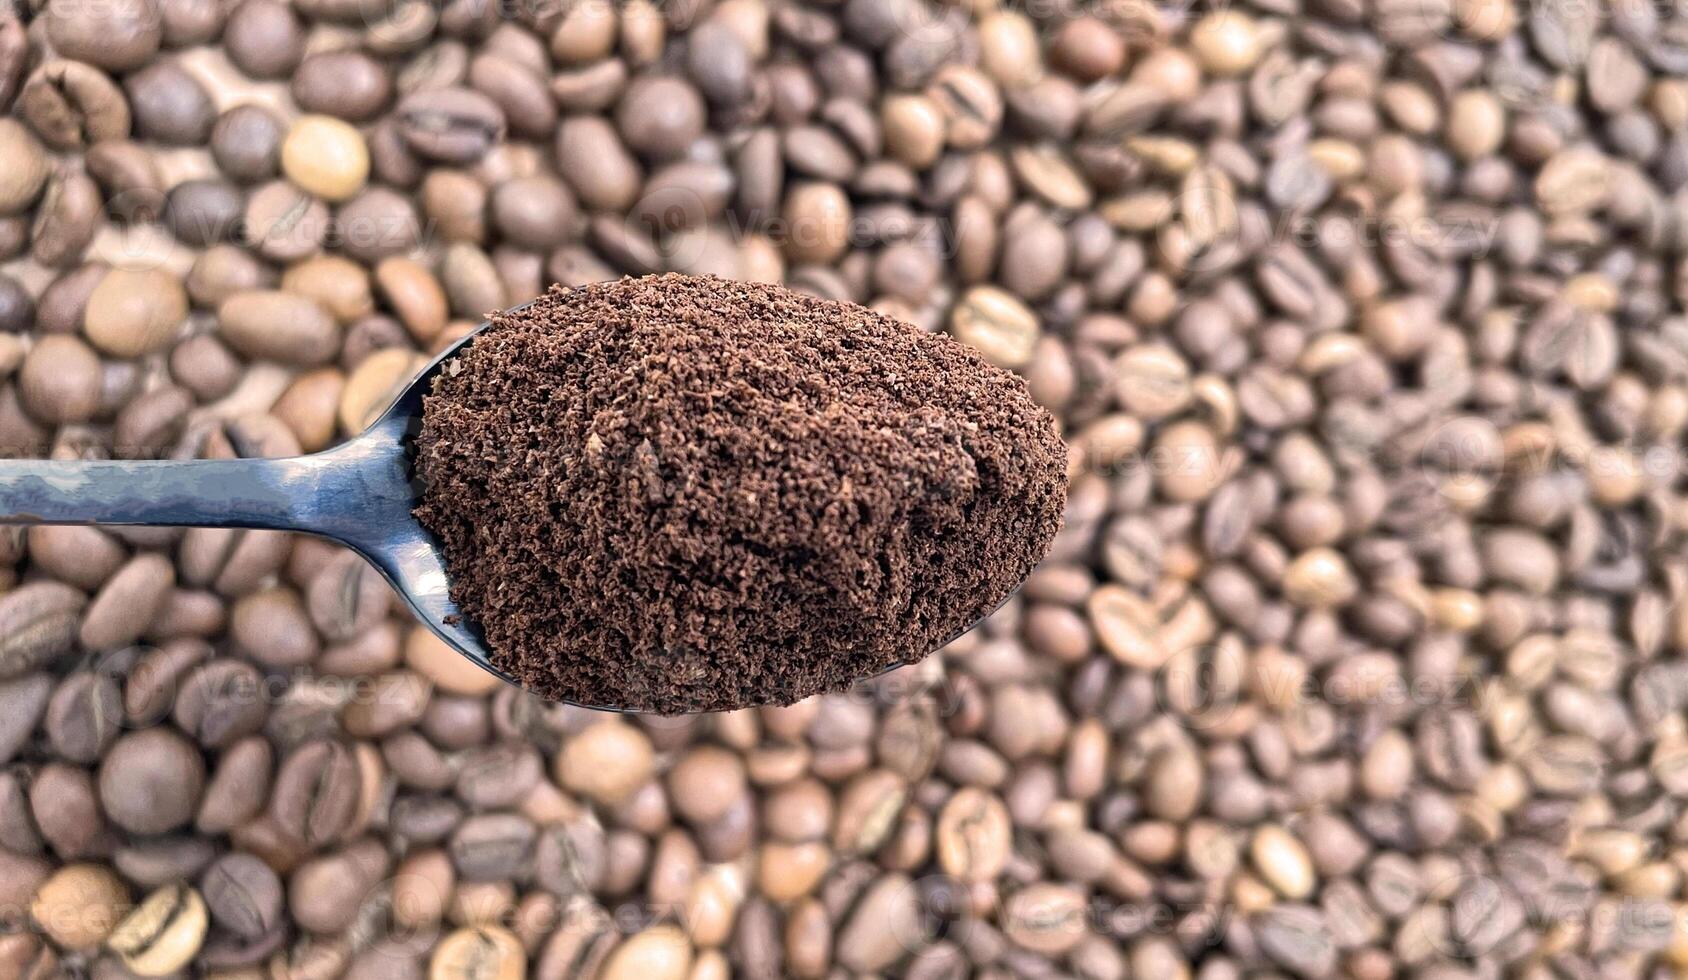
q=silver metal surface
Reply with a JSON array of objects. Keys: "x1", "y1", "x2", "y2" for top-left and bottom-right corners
[{"x1": 0, "y1": 321, "x2": 519, "y2": 694}]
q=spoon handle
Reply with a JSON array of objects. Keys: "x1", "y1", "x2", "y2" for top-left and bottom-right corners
[{"x1": 0, "y1": 454, "x2": 336, "y2": 530}]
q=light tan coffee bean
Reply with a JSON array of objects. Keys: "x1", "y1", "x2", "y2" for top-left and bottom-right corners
[
  {"x1": 339, "y1": 347, "x2": 426, "y2": 435},
  {"x1": 217, "y1": 291, "x2": 343, "y2": 366},
  {"x1": 31, "y1": 863, "x2": 128, "y2": 949},
  {"x1": 106, "y1": 883, "x2": 208, "y2": 976},
  {"x1": 951, "y1": 286, "x2": 1040, "y2": 368},
  {"x1": 20, "y1": 335, "x2": 101, "y2": 424}
]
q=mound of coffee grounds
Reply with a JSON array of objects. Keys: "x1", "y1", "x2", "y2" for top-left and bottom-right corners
[{"x1": 414, "y1": 275, "x2": 1067, "y2": 713}]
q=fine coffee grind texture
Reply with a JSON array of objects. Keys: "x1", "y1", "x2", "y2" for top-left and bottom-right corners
[{"x1": 414, "y1": 274, "x2": 1067, "y2": 713}]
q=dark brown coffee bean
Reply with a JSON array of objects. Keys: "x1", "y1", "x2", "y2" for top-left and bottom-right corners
[
  {"x1": 390, "y1": 794, "x2": 463, "y2": 844},
  {"x1": 123, "y1": 372, "x2": 197, "y2": 447},
  {"x1": 396, "y1": 87, "x2": 505, "y2": 163},
  {"x1": 0, "y1": 274, "x2": 29, "y2": 335},
  {"x1": 211, "y1": 104, "x2": 284, "y2": 183},
  {"x1": 222, "y1": 0, "x2": 304, "y2": 79},
  {"x1": 159, "y1": 0, "x2": 223, "y2": 45},
  {"x1": 550, "y1": 58, "x2": 629, "y2": 112},
  {"x1": 468, "y1": 54, "x2": 556, "y2": 138},
  {"x1": 382, "y1": 732, "x2": 452, "y2": 792},
  {"x1": 299, "y1": 0, "x2": 394, "y2": 22},
  {"x1": 490, "y1": 175, "x2": 577, "y2": 250},
  {"x1": 449, "y1": 812, "x2": 537, "y2": 880},
  {"x1": 617, "y1": 75, "x2": 708, "y2": 160},
  {"x1": 305, "y1": 552, "x2": 391, "y2": 642},
  {"x1": 0, "y1": 582, "x2": 85, "y2": 679},
  {"x1": 85, "y1": 140, "x2": 164, "y2": 222},
  {"x1": 686, "y1": 21, "x2": 753, "y2": 106},
  {"x1": 163, "y1": 178, "x2": 243, "y2": 247},
  {"x1": 98, "y1": 727, "x2": 205, "y2": 834},
  {"x1": 29, "y1": 170, "x2": 101, "y2": 269},
  {"x1": 44, "y1": 671, "x2": 121, "y2": 763},
  {"x1": 173, "y1": 658, "x2": 267, "y2": 748},
  {"x1": 0, "y1": 16, "x2": 25, "y2": 113},
  {"x1": 124, "y1": 59, "x2": 214, "y2": 145},
  {"x1": 336, "y1": 186, "x2": 424, "y2": 263},
  {"x1": 0, "y1": 675, "x2": 51, "y2": 767},
  {"x1": 270, "y1": 739, "x2": 362, "y2": 846},
  {"x1": 30, "y1": 762, "x2": 105, "y2": 858},
  {"x1": 0, "y1": 770, "x2": 42, "y2": 858},
  {"x1": 292, "y1": 51, "x2": 393, "y2": 122},
  {"x1": 119, "y1": 640, "x2": 206, "y2": 729},
  {"x1": 202, "y1": 852, "x2": 283, "y2": 940},
  {"x1": 196, "y1": 735, "x2": 271, "y2": 834}
]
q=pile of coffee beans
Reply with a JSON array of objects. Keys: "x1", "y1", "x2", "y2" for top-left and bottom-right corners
[{"x1": 0, "y1": 0, "x2": 1687, "y2": 973}]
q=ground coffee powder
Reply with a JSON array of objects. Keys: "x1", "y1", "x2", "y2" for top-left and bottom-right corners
[{"x1": 414, "y1": 275, "x2": 1066, "y2": 712}]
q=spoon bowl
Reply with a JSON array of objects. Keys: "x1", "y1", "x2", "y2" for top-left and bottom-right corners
[{"x1": 0, "y1": 306, "x2": 1014, "y2": 711}]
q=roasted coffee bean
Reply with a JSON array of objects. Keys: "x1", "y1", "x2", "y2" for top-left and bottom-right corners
[
  {"x1": 44, "y1": 0, "x2": 162, "y2": 72},
  {"x1": 555, "y1": 116, "x2": 643, "y2": 212},
  {"x1": 222, "y1": 0, "x2": 304, "y2": 79},
  {"x1": 173, "y1": 658, "x2": 266, "y2": 748},
  {"x1": 468, "y1": 54, "x2": 555, "y2": 139},
  {"x1": 449, "y1": 812, "x2": 536, "y2": 880},
  {"x1": 29, "y1": 170, "x2": 101, "y2": 269},
  {"x1": 0, "y1": 16, "x2": 26, "y2": 113},
  {"x1": 0, "y1": 582, "x2": 85, "y2": 678},
  {"x1": 292, "y1": 51, "x2": 393, "y2": 122},
  {"x1": 270, "y1": 739, "x2": 362, "y2": 845},
  {"x1": 201, "y1": 852, "x2": 283, "y2": 940},
  {"x1": 84, "y1": 140, "x2": 163, "y2": 222},
  {"x1": 98, "y1": 727, "x2": 205, "y2": 834},
  {"x1": 0, "y1": 120, "x2": 49, "y2": 215},
  {"x1": 31, "y1": 862, "x2": 129, "y2": 949},
  {"x1": 18, "y1": 62, "x2": 132, "y2": 151},
  {"x1": 31, "y1": 762, "x2": 105, "y2": 859},
  {"x1": 395, "y1": 87, "x2": 505, "y2": 163},
  {"x1": 335, "y1": 186, "x2": 424, "y2": 262},
  {"x1": 106, "y1": 882, "x2": 208, "y2": 975},
  {"x1": 195, "y1": 735, "x2": 270, "y2": 834},
  {"x1": 0, "y1": 4, "x2": 1678, "y2": 979},
  {"x1": 0, "y1": 675, "x2": 52, "y2": 766},
  {"x1": 1255, "y1": 905, "x2": 1337, "y2": 976},
  {"x1": 124, "y1": 59, "x2": 214, "y2": 145},
  {"x1": 164, "y1": 179, "x2": 244, "y2": 246},
  {"x1": 44, "y1": 671, "x2": 121, "y2": 763},
  {"x1": 0, "y1": 274, "x2": 30, "y2": 333},
  {"x1": 211, "y1": 104, "x2": 285, "y2": 183},
  {"x1": 159, "y1": 0, "x2": 224, "y2": 45},
  {"x1": 242, "y1": 181, "x2": 331, "y2": 262},
  {"x1": 218, "y1": 290, "x2": 342, "y2": 365}
]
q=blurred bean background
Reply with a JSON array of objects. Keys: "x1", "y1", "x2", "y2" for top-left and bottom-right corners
[{"x1": 0, "y1": 0, "x2": 1687, "y2": 976}]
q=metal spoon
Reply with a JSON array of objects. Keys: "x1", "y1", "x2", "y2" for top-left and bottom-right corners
[
  {"x1": 0, "y1": 308, "x2": 1019, "y2": 710},
  {"x1": 0, "y1": 320, "x2": 520, "y2": 692}
]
